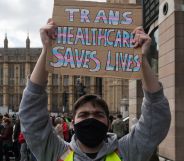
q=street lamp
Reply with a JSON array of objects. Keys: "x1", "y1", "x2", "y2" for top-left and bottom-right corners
[{"x1": 76, "y1": 78, "x2": 86, "y2": 99}]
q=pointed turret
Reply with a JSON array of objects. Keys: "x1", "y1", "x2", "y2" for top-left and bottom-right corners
[
  {"x1": 26, "y1": 33, "x2": 30, "y2": 49},
  {"x1": 4, "y1": 33, "x2": 8, "y2": 49}
]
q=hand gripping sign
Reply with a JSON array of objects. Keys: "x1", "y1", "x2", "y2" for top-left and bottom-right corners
[{"x1": 46, "y1": 0, "x2": 143, "y2": 79}]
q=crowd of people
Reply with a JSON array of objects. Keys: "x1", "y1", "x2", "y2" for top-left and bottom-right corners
[
  {"x1": 0, "y1": 111, "x2": 132, "y2": 161},
  {"x1": 0, "y1": 112, "x2": 76, "y2": 161}
]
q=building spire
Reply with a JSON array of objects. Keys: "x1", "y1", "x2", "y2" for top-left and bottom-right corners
[
  {"x1": 4, "y1": 33, "x2": 8, "y2": 49},
  {"x1": 26, "y1": 33, "x2": 30, "y2": 49}
]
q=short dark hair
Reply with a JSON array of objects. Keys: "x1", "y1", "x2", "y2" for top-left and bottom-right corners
[
  {"x1": 73, "y1": 94, "x2": 109, "y2": 118},
  {"x1": 0, "y1": 114, "x2": 3, "y2": 121},
  {"x1": 117, "y1": 114, "x2": 122, "y2": 118}
]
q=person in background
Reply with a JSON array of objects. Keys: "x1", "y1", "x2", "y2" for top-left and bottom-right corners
[
  {"x1": 61, "y1": 117, "x2": 70, "y2": 142},
  {"x1": 19, "y1": 19, "x2": 171, "y2": 161},
  {"x1": 55, "y1": 117, "x2": 64, "y2": 139},
  {"x1": 50, "y1": 115, "x2": 56, "y2": 127},
  {"x1": 55, "y1": 117, "x2": 70, "y2": 142},
  {"x1": 112, "y1": 114, "x2": 126, "y2": 139},
  {"x1": 0, "y1": 114, "x2": 4, "y2": 161},
  {"x1": 0, "y1": 117, "x2": 13, "y2": 161},
  {"x1": 4, "y1": 113, "x2": 10, "y2": 118},
  {"x1": 63, "y1": 113, "x2": 71, "y2": 123},
  {"x1": 12, "y1": 117, "x2": 21, "y2": 161}
]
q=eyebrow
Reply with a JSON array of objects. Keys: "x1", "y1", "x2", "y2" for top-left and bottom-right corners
[{"x1": 78, "y1": 111, "x2": 106, "y2": 115}]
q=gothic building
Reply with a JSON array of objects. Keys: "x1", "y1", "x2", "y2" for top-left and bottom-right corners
[
  {"x1": 1, "y1": 0, "x2": 183, "y2": 159},
  {"x1": 0, "y1": 34, "x2": 129, "y2": 114}
]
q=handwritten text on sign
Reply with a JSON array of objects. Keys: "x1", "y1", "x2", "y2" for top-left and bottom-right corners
[{"x1": 46, "y1": 0, "x2": 142, "y2": 79}]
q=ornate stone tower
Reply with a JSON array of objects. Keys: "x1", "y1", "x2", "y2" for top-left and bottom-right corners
[
  {"x1": 4, "y1": 33, "x2": 8, "y2": 49},
  {"x1": 26, "y1": 33, "x2": 30, "y2": 49}
]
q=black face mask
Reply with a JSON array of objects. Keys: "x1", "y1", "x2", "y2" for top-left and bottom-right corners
[{"x1": 74, "y1": 118, "x2": 108, "y2": 148}]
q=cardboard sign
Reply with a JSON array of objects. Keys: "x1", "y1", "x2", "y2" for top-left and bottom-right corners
[{"x1": 46, "y1": 0, "x2": 143, "y2": 79}]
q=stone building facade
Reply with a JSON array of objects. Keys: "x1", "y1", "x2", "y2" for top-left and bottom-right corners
[
  {"x1": 0, "y1": 34, "x2": 128, "y2": 114},
  {"x1": 108, "y1": 0, "x2": 184, "y2": 160},
  {"x1": 158, "y1": 1, "x2": 184, "y2": 160},
  {"x1": 127, "y1": 0, "x2": 184, "y2": 160}
]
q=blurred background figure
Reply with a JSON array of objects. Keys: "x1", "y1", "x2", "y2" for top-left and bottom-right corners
[
  {"x1": 112, "y1": 114, "x2": 126, "y2": 139},
  {"x1": 55, "y1": 117, "x2": 64, "y2": 139},
  {"x1": 0, "y1": 116, "x2": 13, "y2": 161},
  {"x1": 0, "y1": 114, "x2": 4, "y2": 161},
  {"x1": 12, "y1": 117, "x2": 21, "y2": 161},
  {"x1": 55, "y1": 117, "x2": 70, "y2": 142}
]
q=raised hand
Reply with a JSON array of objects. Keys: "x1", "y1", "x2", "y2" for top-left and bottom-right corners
[
  {"x1": 40, "y1": 18, "x2": 56, "y2": 49},
  {"x1": 132, "y1": 26, "x2": 152, "y2": 55}
]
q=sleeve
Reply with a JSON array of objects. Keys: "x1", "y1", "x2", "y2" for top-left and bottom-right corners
[
  {"x1": 19, "y1": 80, "x2": 68, "y2": 161},
  {"x1": 118, "y1": 85, "x2": 171, "y2": 161}
]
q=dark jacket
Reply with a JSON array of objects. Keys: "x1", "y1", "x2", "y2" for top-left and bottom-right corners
[{"x1": 0, "y1": 124, "x2": 13, "y2": 147}]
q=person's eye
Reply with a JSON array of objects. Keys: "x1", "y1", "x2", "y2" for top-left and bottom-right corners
[
  {"x1": 96, "y1": 113, "x2": 106, "y2": 118},
  {"x1": 78, "y1": 113, "x2": 88, "y2": 118}
]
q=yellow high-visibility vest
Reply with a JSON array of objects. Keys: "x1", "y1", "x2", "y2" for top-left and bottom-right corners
[{"x1": 61, "y1": 150, "x2": 122, "y2": 161}]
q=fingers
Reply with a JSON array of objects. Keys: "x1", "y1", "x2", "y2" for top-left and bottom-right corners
[
  {"x1": 133, "y1": 34, "x2": 151, "y2": 48},
  {"x1": 48, "y1": 26, "x2": 57, "y2": 40},
  {"x1": 132, "y1": 26, "x2": 144, "y2": 34},
  {"x1": 47, "y1": 19, "x2": 57, "y2": 40},
  {"x1": 40, "y1": 24, "x2": 55, "y2": 32},
  {"x1": 40, "y1": 21, "x2": 57, "y2": 40},
  {"x1": 42, "y1": 18, "x2": 56, "y2": 34},
  {"x1": 40, "y1": 19, "x2": 57, "y2": 47},
  {"x1": 40, "y1": 18, "x2": 56, "y2": 34},
  {"x1": 132, "y1": 26, "x2": 151, "y2": 48}
]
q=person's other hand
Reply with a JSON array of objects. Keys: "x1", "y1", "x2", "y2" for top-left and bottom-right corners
[
  {"x1": 40, "y1": 18, "x2": 56, "y2": 49},
  {"x1": 132, "y1": 26, "x2": 152, "y2": 55}
]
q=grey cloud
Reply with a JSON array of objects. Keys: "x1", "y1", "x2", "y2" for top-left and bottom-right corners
[
  {"x1": 0, "y1": 0, "x2": 105, "y2": 47},
  {"x1": 0, "y1": 0, "x2": 53, "y2": 47}
]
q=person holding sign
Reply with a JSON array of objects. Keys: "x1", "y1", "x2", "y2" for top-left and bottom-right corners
[{"x1": 19, "y1": 19, "x2": 171, "y2": 161}]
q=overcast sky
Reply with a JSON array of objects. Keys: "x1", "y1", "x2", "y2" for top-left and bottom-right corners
[{"x1": 0, "y1": 0, "x2": 106, "y2": 48}]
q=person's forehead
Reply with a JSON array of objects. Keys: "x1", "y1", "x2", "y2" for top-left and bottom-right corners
[{"x1": 76, "y1": 102, "x2": 105, "y2": 113}]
